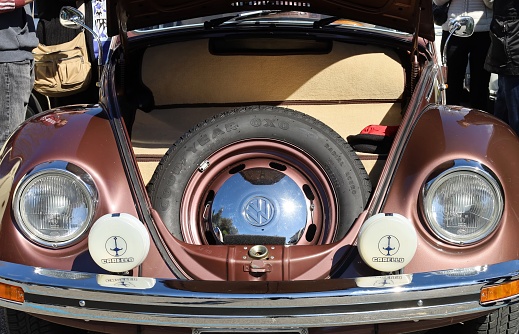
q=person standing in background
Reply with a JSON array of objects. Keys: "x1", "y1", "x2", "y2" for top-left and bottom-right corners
[
  {"x1": 433, "y1": 0, "x2": 493, "y2": 110},
  {"x1": 485, "y1": 0, "x2": 519, "y2": 135},
  {"x1": 0, "y1": 0, "x2": 39, "y2": 147}
]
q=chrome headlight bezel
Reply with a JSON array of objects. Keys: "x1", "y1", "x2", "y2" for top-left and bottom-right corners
[
  {"x1": 13, "y1": 161, "x2": 98, "y2": 248},
  {"x1": 422, "y1": 160, "x2": 503, "y2": 246}
]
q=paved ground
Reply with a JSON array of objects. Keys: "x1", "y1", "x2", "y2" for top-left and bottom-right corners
[
  {"x1": 0, "y1": 308, "x2": 7, "y2": 334},
  {"x1": 0, "y1": 308, "x2": 470, "y2": 334}
]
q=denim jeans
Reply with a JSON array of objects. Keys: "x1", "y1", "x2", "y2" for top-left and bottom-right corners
[
  {"x1": 494, "y1": 75, "x2": 519, "y2": 136},
  {"x1": 0, "y1": 60, "x2": 34, "y2": 148}
]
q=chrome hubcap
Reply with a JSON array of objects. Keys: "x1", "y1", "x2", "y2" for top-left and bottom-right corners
[{"x1": 211, "y1": 167, "x2": 308, "y2": 244}]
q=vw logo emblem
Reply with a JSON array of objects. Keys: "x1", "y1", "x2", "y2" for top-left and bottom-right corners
[
  {"x1": 378, "y1": 235, "x2": 400, "y2": 256},
  {"x1": 105, "y1": 236, "x2": 127, "y2": 257},
  {"x1": 244, "y1": 196, "x2": 275, "y2": 226}
]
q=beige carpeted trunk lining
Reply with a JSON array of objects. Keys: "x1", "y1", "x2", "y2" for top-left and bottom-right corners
[
  {"x1": 142, "y1": 39, "x2": 405, "y2": 105},
  {"x1": 134, "y1": 39, "x2": 405, "y2": 185}
]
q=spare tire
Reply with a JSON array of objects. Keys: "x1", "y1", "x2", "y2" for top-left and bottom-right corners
[{"x1": 147, "y1": 105, "x2": 372, "y2": 245}]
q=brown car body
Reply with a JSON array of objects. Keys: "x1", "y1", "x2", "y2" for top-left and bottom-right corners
[{"x1": 0, "y1": 1, "x2": 518, "y2": 334}]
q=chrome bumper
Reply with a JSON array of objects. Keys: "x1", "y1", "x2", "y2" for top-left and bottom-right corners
[{"x1": 0, "y1": 260, "x2": 518, "y2": 329}]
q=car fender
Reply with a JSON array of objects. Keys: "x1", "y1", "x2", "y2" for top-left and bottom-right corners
[
  {"x1": 383, "y1": 106, "x2": 519, "y2": 273},
  {"x1": 0, "y1": 106, "x2": 138, "y2": 272}
]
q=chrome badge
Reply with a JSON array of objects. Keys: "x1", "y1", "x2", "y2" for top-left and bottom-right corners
[{"x1": 244, "y1": 196, "x2": 275, "y2": 227}]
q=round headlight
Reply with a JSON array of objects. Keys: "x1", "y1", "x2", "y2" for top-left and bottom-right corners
[
  {"x1": 423, "y1": 161, "x2": 503, "y2": 245},
  {"x1": 13, "y1": 162, "x2": 98, "y2": 248}
]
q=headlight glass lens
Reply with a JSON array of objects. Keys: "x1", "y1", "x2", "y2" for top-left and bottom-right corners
[
  {"x1": 14, "y1": 163, "x2": 97, "y2": 247},
  {"x1": 423, "y1": 164, "x2": 503, "y2": 245}
]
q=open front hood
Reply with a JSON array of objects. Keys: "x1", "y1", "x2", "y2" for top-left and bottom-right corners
[{"x1": 106, "y1": 0, "x2": 434, "y2": 40}]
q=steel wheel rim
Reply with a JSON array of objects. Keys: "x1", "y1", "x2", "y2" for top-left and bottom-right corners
[{"x1": 180, "y1": 139, "x2": 338, "y2": 245}]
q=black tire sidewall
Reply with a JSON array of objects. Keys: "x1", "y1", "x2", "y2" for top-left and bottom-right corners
[{"x1": 148, "y1": 105, "x2": 371, "y2": 242}]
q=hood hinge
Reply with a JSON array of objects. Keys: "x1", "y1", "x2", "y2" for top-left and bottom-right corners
[{"x1": 410, "y1": 0, "x2": 424, "y2": 94}]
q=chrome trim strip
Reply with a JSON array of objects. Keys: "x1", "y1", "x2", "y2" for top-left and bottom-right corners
[
  {"x1": 0, "y1": 260, "x2": 518, "y2": 328},
  {"x1": 104, "y1": 71, "x2": 188, "y2": 279},
  {"x1": 367, "y1": 66, "x2": 437, "y2": 217}
]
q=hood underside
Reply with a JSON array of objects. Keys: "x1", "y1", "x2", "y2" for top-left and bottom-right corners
[{"x1": 106, "y1": 0, "x2": 434, "y2": 40}]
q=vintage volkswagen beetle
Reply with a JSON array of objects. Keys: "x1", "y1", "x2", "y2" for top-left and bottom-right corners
[{"x1": 0, "y1": 0, "x2": 518, "y2": 333}]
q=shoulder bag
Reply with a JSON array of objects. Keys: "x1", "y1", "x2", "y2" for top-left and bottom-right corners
[{"x1": 32, "y1": 30, "x2": 92, "y2": 97}]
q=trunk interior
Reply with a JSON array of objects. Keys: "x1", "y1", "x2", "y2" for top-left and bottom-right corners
[{"x1": 129, "y1": 37, "x2": 408, "y2": 189}]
